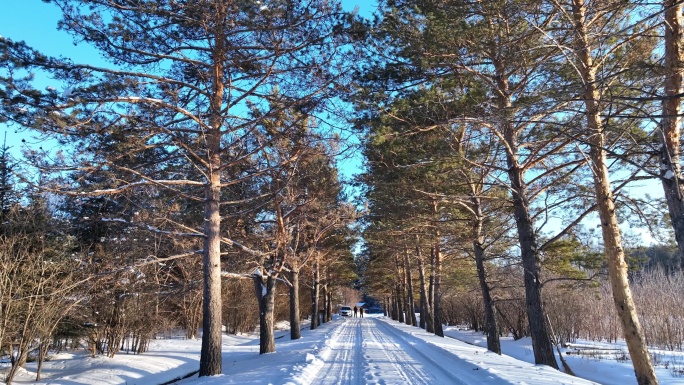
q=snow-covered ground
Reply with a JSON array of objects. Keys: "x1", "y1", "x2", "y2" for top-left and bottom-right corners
[
  {"x1": 445, "y1": 326, "x2": 684, "y2": 385},
  {"x1": 3, "y1": 314, "x2": 683, "y2": 384}
]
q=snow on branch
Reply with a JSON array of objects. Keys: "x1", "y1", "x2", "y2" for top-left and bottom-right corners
[
  {"x1": 101, "y1": 218, "x2": 203, "y2": 238},
  {"x1": 85, "y1": 179, "x2": 204, "y2": 196},
  {"x1": 220, "y1": 271, "x2": 253, "y2": 280},
  {"x1": 221, "y1": 237, "x2": 271, "y2": 257}
]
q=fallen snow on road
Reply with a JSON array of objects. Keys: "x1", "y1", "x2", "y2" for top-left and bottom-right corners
[{"x1": 5, "y1": 315, "x2": 683, "y2": 384}]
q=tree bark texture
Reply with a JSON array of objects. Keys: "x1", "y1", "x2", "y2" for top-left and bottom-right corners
[
  {"x1": 391, "y1": 290, "x2": 399, "y2": 320},
  {"x1": 404, "y1": 249, "x2": 418, "y2": 327},
  {"x1": 474, "y1": 239, "x2": 501, "y2": 354},
  {"x1": 290, "y1": 269, "x2": 301, "y2": 340},
  {"x1": 417, "y1": 243, "x2": 431, "y2": 330},
  {"x1": 254, "y1": 275, "x2": 276, "y2": 354},
  {"x1": 427, "y1": 247, "x2": 435, "y2": 334},
  {"x1": 472, "y1": 197, "x2": 501, "y2": 354},
  {"x1": 571, "y1": 1, "x2": 657, "y2": 383},
  {"x1": 199, "y1": 132, "x2": 223, "y2": 376},
  {"x1": 397, "y1": 283, "x2": 406, "y2": 323},
  {"x1": 433, "y1": 241, "x2": 444, "y2": 337},
  {"x1": 660, "y1": 0, "x2": 684, "y2": 269},
  {"x1": 199, "y1": 8, "x2": 226, "y2": 375},
  {"x1": 311, "y1": 256, "x2": 320, "y2": 330},
  {"x1": 326, "y1": 291, "x2": 333, "y2": 323},
  {"x1": 321, "y1": 284, "x2": 328, "y2": 324}
]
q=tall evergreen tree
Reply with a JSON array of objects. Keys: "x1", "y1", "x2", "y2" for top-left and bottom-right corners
[{"x1": 547, "y1": 0, "x2": 659, "y2": 382}]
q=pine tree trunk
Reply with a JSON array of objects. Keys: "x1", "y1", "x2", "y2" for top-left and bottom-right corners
[
  {"x1": 391, "y1": 290, "x2": 399, "y2": 320},
  {"x1": 396, "y1": 257, "x2": 408, "y2": 325},
  {"x1": 199, "y1": 10, "x2": 226, "y2": 375},
  {"x1": 326, "y1": 291, "x2": 333, "y2": 322},
  {"x1": 506, "y1": 160, "x2": 555, "y2": 367},
  {"x1": 494, "y1": 64, "x2": 556, "y2": 367},
  {"x1": 404, "y1": 249, "x2": 417, "y2": 326},
  {"x1": 321, "y1": 284, "x2": 328, "y2": 324},
  {"x1": 417, "y1": 244, "x2": 430, "y2": 330},
  {"x1": 571, "y1": 2, "x2": 657, "y2": 383},
  {"x1": 403, "y1": 269, "x2": 410, "y2": 325},
  {"x1": 474, "y1": 242, "x2": 500, "y2": 354},
  {"x1": 199, "y1": 141, "x2": 223, "y2": 376},
  {"x1": 474, "y1": 235, "x2": 500, "y2": 354},
  {"x1": 472, "y1": 192, "x2": 500, "y2": 354},
  {"x1": 433, "y1": 240, "x2": 444, "y2": 337},
  {"x1": 396, "y1": 283, "x2": 405, "y2": 323},
  {"x1": 290, "y1": 269, "x2": 301, "y2": 340},
  {"x1": 661, "y1": 0, "x2": 684, "y2": 269},
  {"x1": 427, "y1": 248, "x2": 435, "y2": 333},
  {"x1": 311, "y1": 256, "x2": 320, "y2": 330},
  {"x1": 254, "y1": 275, "x2": 276, "y2": 354}
]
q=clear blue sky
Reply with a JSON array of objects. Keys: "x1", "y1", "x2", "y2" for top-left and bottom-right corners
[{"x1": 0, "y1": 1, "x2": 376, "y2": 58}]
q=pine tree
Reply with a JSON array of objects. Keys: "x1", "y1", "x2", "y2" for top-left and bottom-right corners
[{"x1": 549, "y1": 0, "x2": 658, "y2": 382}]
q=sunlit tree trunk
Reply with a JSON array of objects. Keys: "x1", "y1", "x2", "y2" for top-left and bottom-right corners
[
  {"x1": 326, "y1": 291, "x2": 333, "y2": 323},
  {"x1": 311, "y1": 254, "x2": 320, "y2": 330},
  {"x1": 571, "y1": 1, "x2": 657, "y2": 383},
  {"x1": 254, "y1": 274, "x2": 276, "y2": 354},
  {"x1": 433, "y1": 240, "x2": 444, "y2": 337},
  {"x1": 428, "y1": 247, "x2": 435, "y2": 333},
  {"x1": 321, "y1": 284, "x2": 328, "y2": 324},
  {"x1": 290, "y1": 268, "x2": 301, "y2": 340},
  {"x1": 660, "y1": 0, "x2": 684, "y2": 269},
  {"x1": 199, "y1": 5, "x2": 226, "y2": 375}
]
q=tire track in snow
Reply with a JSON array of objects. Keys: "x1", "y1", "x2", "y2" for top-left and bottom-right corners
[
  {"x1": 372, "y1": 319, "x2": 468, "y2": 385},
  {"x1": 309, "y1": 317, "x2": 467, "y2": 385},
  {"x1": 310, "y1": 318, "x2": 362, "y2": 385},
  {"x1": 361, "y1": 318, "x2": 436, "y2": 384}
]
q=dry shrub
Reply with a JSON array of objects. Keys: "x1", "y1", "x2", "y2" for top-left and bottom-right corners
[
  {"x1": 223, "y1": 280, "x2": 259, "y2": 334},
  {"x1": 542, "y1": 269, "x2": 684, "y2": 349},
  {"x1": 632, "y1": 270, "x2": 684, "y2": 350},
  {"x1": 441, "y1": 291, "x2": 484, "y2": 330},
  {"x1": 495, "y1": 297, "x2": 528, "y2": 340},
  {"x1": 543, "y1": 282, "x2": 605, "y2": 345},
  {"x1": 274, "y1": 282, "x2": 291, "y2": 325}
]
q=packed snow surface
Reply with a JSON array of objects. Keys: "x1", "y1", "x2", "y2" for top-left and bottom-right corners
[{"x1": 5, "y1": 314, "x2": 684, "y2": 384}]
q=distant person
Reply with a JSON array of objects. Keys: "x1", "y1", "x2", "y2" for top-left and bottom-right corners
[
  {"x1": 353, "y1": 306, "x2": 358, "y2": 317},
  {"x1": 360, "y1": 307, "x2": 364, "y2": 318}
]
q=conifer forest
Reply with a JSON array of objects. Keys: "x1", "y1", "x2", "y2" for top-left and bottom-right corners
[{"x1": 3, "y1": 1, "x2": 684, "y2": 384}]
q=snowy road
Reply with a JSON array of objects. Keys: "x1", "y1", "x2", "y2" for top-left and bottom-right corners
[
  {"x1": 302, "y1": 316, "x2": 596, "y2": 385},
  {"x1": 312, "y1": 317, "x2": 465, "y2": 384}
]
